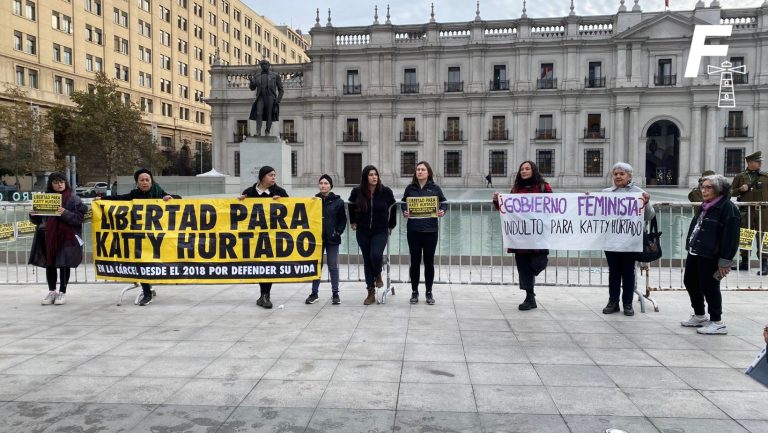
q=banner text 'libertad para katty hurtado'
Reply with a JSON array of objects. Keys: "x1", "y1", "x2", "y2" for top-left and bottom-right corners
[{"x1": 91, "y1": 198, "x2": 323, "y2": 283}]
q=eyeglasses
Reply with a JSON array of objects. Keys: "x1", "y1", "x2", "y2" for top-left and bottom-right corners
[
  {"x1": 51, "y1": 180, "x2": 65, "y2": 184},
  {"x1": 700, "y1": 185, "x2": 714, "y2": 190}
]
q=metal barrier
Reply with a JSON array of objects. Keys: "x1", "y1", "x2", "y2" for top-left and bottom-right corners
[{"x1": 2, "y1": 200, "x2": 766, "y2": 298}]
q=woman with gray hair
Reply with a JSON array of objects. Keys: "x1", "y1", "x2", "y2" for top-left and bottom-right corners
[
  {"x1": 601, "y1": 162, "x2": 655, "y2": 316},
  {"x1": 681, "y1": 174, "x2": 740, "y2": 334}
]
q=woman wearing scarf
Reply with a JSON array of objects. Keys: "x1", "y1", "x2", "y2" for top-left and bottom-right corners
[
  {"x1": 681, "y1": 174, "x2": 740, "y2": 335},
  {"x1": 493, "y1": 161, "x2": 552, "y2": 311},
  {"x1": 238, "y1": 165, "x2": 288, "y2": 309},
  {"x1": 601, "y1": 162, "x2": 654, "y2": 316},
  {"x1": 30, "y1": 172, "x2": 88, "y2": 305},
  {"x1": 98, "y1": 168, "x2": 181, "y2": 306}
]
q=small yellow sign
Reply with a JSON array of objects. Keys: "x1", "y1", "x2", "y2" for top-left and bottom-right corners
[
  {"x1": 0, "y1": 223, "x2": 15, "y2": 242},
  {"x1": 762, "y1": 232, "x2": 768, "y2": 252},
  {"x1": 406, "y1": 196, "x2": 439, "y2": 219},
  {"x1": 32, "y1": 193, "x2": 62, "y2": 216},
  {"x1": 739, "y1": 228, "x2": 757, "y2": 250},
  {"x1": 16, "y1": 221, "x2": 36, "y2": 237}
]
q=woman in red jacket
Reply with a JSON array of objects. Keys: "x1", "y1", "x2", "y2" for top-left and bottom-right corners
[{"x1": 493, "y1": 161, "x2": 553, "y2": 311}]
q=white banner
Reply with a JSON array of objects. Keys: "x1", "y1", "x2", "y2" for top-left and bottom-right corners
[{"x1": 498, "y1": 193, "x2": 645, "y2": 252}]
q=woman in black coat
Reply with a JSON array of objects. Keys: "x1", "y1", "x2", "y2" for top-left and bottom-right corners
[
  {"x1": 682, "y1": 174, "x2": 740, "y2": 335},
  {"x1": 97, "y1": 168, "x2": 180, "y2": 306},
  {"x1": 305, "y1": 174, "x2": 346, "y2": 305},
  {"x1": 238, "y1": 165, "x2": 288, "y2": 309},
  {"x1": 30, "y1": 172, "x2": 88, "y2": 305},
  {"x1": 348, "y1": 165, "x2": 397, "y2": 305},
  {"x1": 401, "y1": 161, "x2": 447, "y2": 305}
]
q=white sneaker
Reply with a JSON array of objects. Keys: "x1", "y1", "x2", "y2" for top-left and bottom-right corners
[
  {"x1": 54, "y1": 292, "x2": 66, "y2": 305},
  {"x1": 696, "y1": 321, "x2": 727, "y2": 335},
  {"x1": 681, "y1": 314, "x2": 709, "y2": 327},
  {"x1": 41, "y1": 291, "x2": 56, "y2": 305}
]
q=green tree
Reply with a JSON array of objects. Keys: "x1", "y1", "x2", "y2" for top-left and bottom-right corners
[
  {"x1": 49, "y1": 73, "x2": 166, "y2": 184},
  {"x1": 0, "y1": 86, "x2": 58, "y2": 187}
]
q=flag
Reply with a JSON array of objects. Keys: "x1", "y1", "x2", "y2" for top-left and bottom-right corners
[{"x1": 665, "y1": 0, "x2": 669, "y2": 7}]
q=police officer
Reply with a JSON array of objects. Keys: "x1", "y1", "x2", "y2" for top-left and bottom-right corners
[{"x1": 731, "y1": 151, "x2": 768, "y2": 275}]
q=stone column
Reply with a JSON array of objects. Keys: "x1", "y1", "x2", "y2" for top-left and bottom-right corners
[
  {"x1": 629, "y1": 108, "x2": 640, "y2": 181},
  {"x1": 613, "y1": 107, "x2": 625, "y2": 165},
  {"x1": 561, "y1": 107, "x2": 579, "y2": 185},
  {"x1": 423, "y1": 111, "x2": 438, "y2": 169},
  {"x1": 688, "y1": 106, "x2": 703, "y2": 186},
  {"x1": 705, "y1": 106, "x2": 718, "y2": 172},
  {"x1": 467, "y1": 99, "x2": 484, "y2": 185},
  {"x1": 616, "y1": 45, "x2": 627, "y2": 86}
]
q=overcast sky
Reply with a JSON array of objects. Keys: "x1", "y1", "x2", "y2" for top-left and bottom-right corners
[{"x1": 244, "y1": 0, "x2": 764, "y2": 33}]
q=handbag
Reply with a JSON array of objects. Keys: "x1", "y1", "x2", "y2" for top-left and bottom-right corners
[{"x1": 635, "y1": 217, "x2": 662, "y2": 262}]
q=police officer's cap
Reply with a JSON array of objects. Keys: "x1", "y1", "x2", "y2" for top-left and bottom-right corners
[{"x1": 746, "y1": 151, "x2": 763, "y2": 162}]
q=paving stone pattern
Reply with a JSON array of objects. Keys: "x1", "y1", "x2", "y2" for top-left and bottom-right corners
[{"x1": 0, "y1": 282, "x2": 766, "y2": 432}]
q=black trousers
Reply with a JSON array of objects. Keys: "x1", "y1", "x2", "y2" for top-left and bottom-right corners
[
  {"x1": 604, "y1": 251, "x2": 636, "y2": 305},
  {"x1": 46, "y1": 267, "x2": 71, "y2": 293},
  {"x1": 515, "y1": 253, "x2": 546, "y2": 293},
  {"x1": 140, "y1": 283, "x2": 152, "y2": 296},
  {"x1": 356, "y1": 228, "x2": 388, "y2": 288},
  {"x1": 407, "y1": 231, "x2": 438, "y2": 292},
  {"x1": 259, "y1": 283, "x2": 272, "y2": 295},
  {"x1": 683, "y1": 254, "x2": 723, "y2": 322}
]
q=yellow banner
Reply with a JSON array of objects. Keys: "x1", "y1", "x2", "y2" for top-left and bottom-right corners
[
  {"x1": 0, "y1": 223, "x2": 15, "y2": 242},
  {"x1": 16, "y1": 220, "x2": 36, "y2": 237},
  {"x1": 763, "y1": 232, "x2": 768, "y2": 252},
  {"x1": 739, "y1": 228, "x2": 757, "y2": 250},
  {"x1": 91, "y1": 198, "x2": 323, "y2": 283},
  {"x1": 406, "y1": 196, "x2": 438, "y2": 219},
  {"x1": 32, "y1": 193, "x2": 62, "y2": 215}
]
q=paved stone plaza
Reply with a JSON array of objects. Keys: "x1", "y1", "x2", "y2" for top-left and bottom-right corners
[{"x1": 0, "y1": 282, "x2": 766, "y2": 433}]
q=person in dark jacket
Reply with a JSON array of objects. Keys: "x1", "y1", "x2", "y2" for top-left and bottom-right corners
[
  {"x1": 401, "y1": 161, "x2": 447, "y2": 305},
  {"x1": 493, "y1": 161, "x2": 553, "y2": 311},
  {"x1": 239, "y1": 165, "x2": 288, "y2": 309},
  {"x1": 97, "y1": 168, "x2": 181, "y2": 306},
  {"x1": 306, "y1": 174, "x2": 346, "y2": 305},
  {"x1": 681, "y1": 174, "x2": 740, "y2": 335},
  {"x1": 348, "y1": 165, "x2": 397, "y2": 305},
  {"x1": 30, "y1": 172, "x2": 88, "y2": 306}
]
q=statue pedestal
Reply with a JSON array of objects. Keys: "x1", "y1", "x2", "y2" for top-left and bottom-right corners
[{"x1": 239, "y1": 136, "x2": 292, "y2": 193}]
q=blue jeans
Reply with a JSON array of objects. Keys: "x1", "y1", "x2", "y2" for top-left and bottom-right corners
[
  {"x1": 356, "y1": 228, "x2": 388, "y2": 287},
  {"x1": 311, "y1": 243, "x2": 340, "y2": 295}
]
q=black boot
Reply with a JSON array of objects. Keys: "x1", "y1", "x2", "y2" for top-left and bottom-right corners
[
  {"x1": 425, "y1": 290, "x2": 435, "y2": 305},
  {"x1": 518, "y1": 291, "x2": 537, "y2": 311},
  {"x1": 732, "y1": 253, "x2": 749, "y2": 271},
  {"x1": 758, "y1": 258, "x2": 768, "y2": 276},
  {"x1": 256, "y1": 294, "x2": 273, "y2": 309},
  {"x1": 410, "y1": 290, "x2": 419, "y2": 304}
]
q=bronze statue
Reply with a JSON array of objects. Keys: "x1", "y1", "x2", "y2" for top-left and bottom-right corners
[{"x1": 249, "y1": 59, "x2": 284, "y2": 136}]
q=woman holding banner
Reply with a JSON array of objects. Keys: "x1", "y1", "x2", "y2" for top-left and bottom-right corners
[
  {"x1": 305, "y1": 174, "x2": 346, "y2": 305},
  {"x1": 401, "y1": 161, "x2": 447, "y2": 305},
  {"x1": 97, "y1": 168, "x2": 180, "y2": 306},
  {"x1": 348, "y1": 165, "x2": 397, "y2": 305},
  {"x1": 239, "y1": 166, "x2": 288, "y2": 309},
  {"x1": 601, "y1": 162, "x2": 654, "y2": 316},
  {"x1": 30, "y1": 172, "x2": 88, "y2": 306},
  {"x1": 681, "y1": 174, "x2": 740, "y2": 335},
  {"x1": 493, "y1": 161, "x2": 552, "y2": 311}
]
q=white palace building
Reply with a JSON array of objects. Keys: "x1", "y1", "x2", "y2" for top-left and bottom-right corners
[{"x1": 209, "y1": 1, "x2": 767, "y2": 188}]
